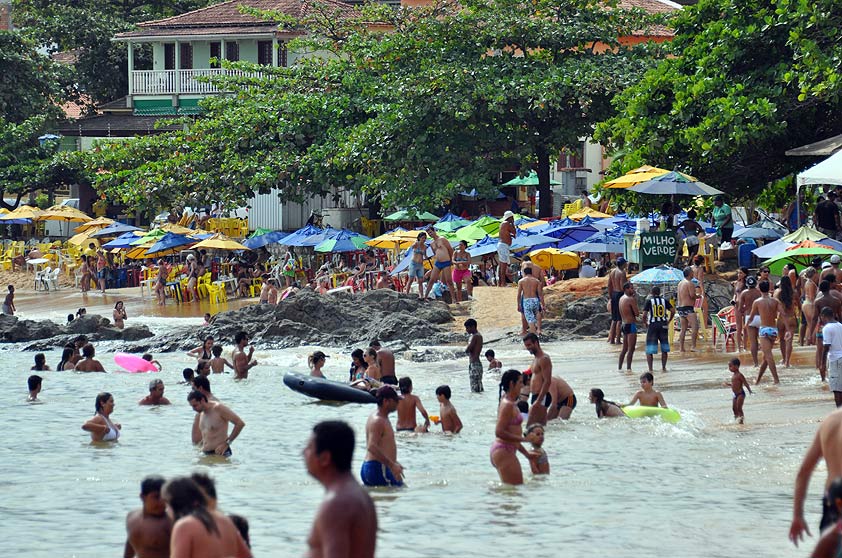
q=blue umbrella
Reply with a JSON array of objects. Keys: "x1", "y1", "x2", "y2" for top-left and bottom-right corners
[
  {"x1": 90, "y1": 222, "x2": 143, "y2": 238},
  {"x1": 589, "y1": 217, "x2": 638, "y2": 231},
  {"x1": 102, "y1": 231, "x2": 143, "y2": 249},
  {"x1": 390, "y1": 244, "x2": 435, "y2": 276},
  {"x1": 145, "y1": 232, "x2": 195, "y2": 255},
  {"x1": 280, "y1": 224, "x2": 324, "y2": 247},
  {"x1": 299, "y1": 227, "x2": 346, "y2": 248},
  {"x1": 467, "y1": 235, "x2": 502, "y2": 257},
  {"x1": 242, "y1": 230, "x2": 290, "y2": 250},
  {"x1": 567, "y1": 229, "x2": 627, "y2": 253},
  {"x1": 630, "y1": 264, "x2": 685, "y2": 286},
  {"x1": 313, "y1": 230, "x2": 372, "y2": 253}
]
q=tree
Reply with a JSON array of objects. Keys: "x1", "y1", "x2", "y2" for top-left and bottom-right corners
[
  {"x1": 86, "y1": 0, "x2": 664, "y2": 217},
  {"x1": 594, "y1": 0, "x2": 842, "y2": 200},
  {"x1": 0, "y1": 116, "x2": 61, "y2": 210}
]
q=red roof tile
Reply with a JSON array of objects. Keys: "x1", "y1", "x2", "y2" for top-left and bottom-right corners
[{"x1": 137, "y1": 0, "x2": 355, "y2": 28}]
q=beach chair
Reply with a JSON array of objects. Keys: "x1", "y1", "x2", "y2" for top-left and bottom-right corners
[
  {"x1": 249, "y1": 278, "x2": 263, "y2": 298},
  {"x1": 711, "y1": 314, "x2": 736, "y2": 352},
  {"x1": 35, "y1": 266, "x2": 51, "y2": 291},
  {"x1": 46, "y1": 268, "x2": 61, "y2": 291}
]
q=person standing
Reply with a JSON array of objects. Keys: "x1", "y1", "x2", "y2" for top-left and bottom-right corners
[
  {"x1": 113, "y1": 301, "x2": 128, "y2": 330},
  {"x1": 96, "y1": 249, "x2": 108, "y2": 293},
  {"x1": 618, "y1": 282, "x2": 640, "y2": 373},
  {"x1": 154, "y1": 259, "x2": 169, "y2": 306},
  {"x1": 82, "y1": 392, "x2": 120, "y2": 442},
  {"x1": 607, "y1": 258, "x2": 627, "y2": 344},
  {"x1": 188, "y1": 390, "x2": 245, "y2": 457},
  {"x1": 497, "y1": 211, "x2": 516, "y2": 287},
  {"x1": 676, "y1": 267, "x2": 699, "y2": 352},
  {"x1": 404, "y1": 231, "x2": 428, "y2": 300},
  {"x1": 361, "y1": 386, "x2": 404, "y2": 487},
  {"x1": 815, "y1": 192, "x2": 841, "y2": 240},
  {"x1": 464, "y1": 318, "x2": 484, "y2": 393},
  {"x1": 821, "y1": 307, "x2": 842, "y2": 407},
  {"x1": 712, "y1": 195, "x2": 734, "y2": 245},
  {"x1": 451, "y1": 239, "x2": 472, "y2": 302},
  {"x1": 369, "y1": 340, "x2": 396, "y2": 385},
  {"x1": 643, "y1": 286, "x2": 674, "y2": 373},
  {"x1": 124, "y1": 475, "x2": 172, "y2": 558},
  {"x1": 523, "y1": 332, "x2": 551, "y2": 426},
  {"x1": 2, "y1": 284, "x2": 15, "y2": 315},
  {"x1": 775, "y1": 276, "x2": 800, "y2": 368},
  {"x1": 517, "y1": 267, "x2": 544, "y2": 335},
  {"x1": 748, "y1": 281, "x2": 783, "y2": 384},
  {"x1": 232, "y1": 331, "x2": 257, "y2": 380},
  {"x1": 423, "y1": 228, "x2": 456, "y2": 301},
  {"x1": 675, "y1": 209, "x2": 705, "y2": 264},
  {"x1": 304, "y1": 421, "x2": 377, "y2": 558},
  {"x1": 814, "y1": 280, "x2": 842, "y2": 380},
  {"x1": 491, "y1": 370, "x2": 538, "y2": 485}
]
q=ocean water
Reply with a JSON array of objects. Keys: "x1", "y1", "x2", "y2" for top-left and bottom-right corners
[{"x1": 0, "y1": 332, "x2": 826, "y2": 557}]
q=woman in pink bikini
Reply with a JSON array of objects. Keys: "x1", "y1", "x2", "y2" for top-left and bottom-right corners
[
  {"x1": 491, "y1": 369, "x2": 538, "y2": 485},
  {"x1": 451, "y1": 240, "x2": 472, "y2": 303}
]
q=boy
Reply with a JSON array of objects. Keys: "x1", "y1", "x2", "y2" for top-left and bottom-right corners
[
  {"x1": 725, "y1": 357, "x2": 752, "y2": 424},
  {"x1": 27, "y1": 374, "x2": 42, "y2": 402},
  {"x1": 3, "y1": 284, "x2": 15, "y2": 315},
  {"x1": 180, "y1": 367, "x2": 195, "y2": 385},
  {"x1": 626, "y1": 372, "x2": 668, "y2": 408},
  {"x1": 485, "y1": 349, "x2": 502, "y2": 371},
  {"x1": 209, "y1": 345, "x2": 235, "y2": 374},
  {"x1": 396, "y1": 377, "x2": 431, "y2": 432},
  {"x1": 435, "y1": 385, "x2": 463, "y2": 434}
]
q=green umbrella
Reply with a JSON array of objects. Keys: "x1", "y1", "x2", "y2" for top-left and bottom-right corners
[
  {"x1": 129, "y1": 228, "x2": 168, "y2": 245},
  {"x1": 501, "y1": 171, "x2": 561, "y2": 187},
  {"x1": 384, "y1": 209, "x2": 440, "y2": 222},
  {"x1": 434, "y1": 219, "x2": 471, "y2": 232},
  {"x1": 314, "y1": 231, "x2": 371, "y2": 252},
  {"x1": 455, "y1": 216, "x2": 502, "y2": 243},
  {"x1": 762, "y1": 246, "x2": 842, "y2": 274},
  {"x1": 249, "y1": 227, "x2": 273, "y2": 238}
]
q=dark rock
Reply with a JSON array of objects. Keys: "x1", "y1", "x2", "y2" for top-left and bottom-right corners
[{"x1": 405, "y1": 347, "x2": 464, "y2": 362}]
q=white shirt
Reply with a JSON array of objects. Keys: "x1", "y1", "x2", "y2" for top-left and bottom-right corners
[
  {"x1": 580, "y1": 264, "x2": 597, "y2": 279},
  {"x1": 823, "y1": 321, "x2": 842, "y2": 362}
]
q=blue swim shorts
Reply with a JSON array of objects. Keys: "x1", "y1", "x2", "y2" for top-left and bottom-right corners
[
  {"x1": 408, "y1": 261, "x2": 425, "y2": 280},
  {"x1": 523, "y1": 297, "x2": 540, "y2": 324},
  {"x1": 360, "y1": 460, "x2": 403, "y2": 487}
]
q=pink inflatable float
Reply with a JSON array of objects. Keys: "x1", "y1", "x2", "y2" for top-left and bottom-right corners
[{"x1": 114, "y1": 352, "x2": 158, "y2": 373}]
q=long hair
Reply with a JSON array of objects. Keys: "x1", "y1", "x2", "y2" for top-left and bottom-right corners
[
  {"x1": 590, "y1": 388, "x2": 605, "y2": 418},
  {"x1": 498, "y1": 369, "x2": 521, "y2": 401},
  {"x1": 163, "y1": 477, "x2": 218, "y2": 536},
  {"x1": 95, "y1": 392, "x2": 112, "y2": 414},
  {"x1": 779, "y1": 276, "x2": 794, "y2": 310}
]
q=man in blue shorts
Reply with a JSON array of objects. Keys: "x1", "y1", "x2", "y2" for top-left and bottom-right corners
[
  {"x1": 361, "y1": 386, "x2": 404, "y2": 487},
  {"x1": 643, "y1": 286, "x2": 675, "y2": 372},
  {"x1": 618, "y1": 282, "x2": 640, "y2": 373}
]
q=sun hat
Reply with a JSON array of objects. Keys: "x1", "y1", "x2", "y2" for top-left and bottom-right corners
[{"x1": 502, "y1": 210, "x2": 515, "y2": 221}]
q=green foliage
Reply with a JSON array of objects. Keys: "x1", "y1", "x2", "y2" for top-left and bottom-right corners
[
  {"x1": 594, "y1": 0, "x2": 842, "y2": 201},
  {"x1": 85, "y1": 0, "x2": 664, "y2": 217},
  {"x1": 0, "y1": 116, "x2": 60, "y2": 209}
]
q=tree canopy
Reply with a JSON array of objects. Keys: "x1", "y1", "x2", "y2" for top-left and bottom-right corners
[
  {"x1": 86, "y1": 0, "x2": 665, "y2": 217},
  {"x1": 594, "y1": 0, "x2": 842, "y2": 200}
]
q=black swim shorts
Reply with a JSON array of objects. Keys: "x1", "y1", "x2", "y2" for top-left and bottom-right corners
[
  {"x1": 530, "y1": 392, "x2": 551, "y2": 408},
  {"x1": 611, "y1": 291, "x2": 622, "y2": 322}
]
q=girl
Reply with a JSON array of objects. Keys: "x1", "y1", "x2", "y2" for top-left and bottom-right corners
[
  {"x1": 308, "y1": 351, "x2": 327, "y2": 378},
  {"x1": 113, "y1": 301, "x2": 127, "y2": 329},
  {"x1": 348, "y1": 349, "x2": 367, "y2": 382},
  {"x1": 491, "y1": 370, "x2": 537, "y2": 485},
  {"x1": 589, "y1": 388, "x2": 624, "y2": 418},
  {"x1": 525, "y1": 424, "x2": 549, "y2": 475}
]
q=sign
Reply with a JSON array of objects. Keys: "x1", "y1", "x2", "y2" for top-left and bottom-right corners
[{"x1": 624, "y1": 232, "x2": 676, "y2": 267}]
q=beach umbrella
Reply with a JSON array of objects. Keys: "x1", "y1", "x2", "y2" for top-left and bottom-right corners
[
  {"x1": 389, "y1": 244, "x2": 435, "y2": 276},
  {"x1": 567, "y1": 207, "x2": 613, "y2": 221},
  {"x1": 511, "y1": 233, "x2": 567, "y2": 253},
  {"x1": 67, "y1": 228, "x2": 101, "y2": 248},
  {"x1": 762, "y1": 245, "x2": 842, "y2": 274},
  {"x1": 752, "y1": 235, "x2": 842, "y2": 259},
  {"x1": 589, "y1": 216, "x2": 638, "y2": 231},
  {"x1": 280, "y1": 224, "x2": 325, "y2": 247},
  {"x1": 144, "y1": 232, "x2": 196, "y2": 256},
  {"x1": 628, "y1": 171, "x2": 724, "y2": 196},
  {"x1": 73, "y1": 216, "x2": 115, "y2": 233},
  {"x1": 604, "y1": 165, "x2": 696, "y2": 189},
  {"x1": 90, "y1": 222, "x2": 143, "y2": 238},
  {"x1": 242, "y1": 230, "x2": 289, "y2": 250},
  {"x1": 732, "y1": 220, "x2": 787, "y2": 240},
  {"x1": 455, "y1": 216, "x2": 502, "y2": 243},
  {"x1": 434, "y1": 212, "x2": 471, "y2": 232},
  {"x1": 298, "y1": 227, "x2": 346, "y2": 248},
  {"x1": 314, "y1": 230, "x2": 371, "y2": 253},
  {"x1": 467, "y1": 235, "x2": 505, "y2": 257},
  {"x1": 527, "y1": 248, "x2": 580, "y2": 271},
  {"x1": 103, "y1": 231, "x2": 145, "y2": 249},
  {"x1": 501, "y1": 171, "x2": 561, "y2": 186},
  {"x1": 366, "y1": 229, "x2": 422, "y2": 250},
  {"x1": 130, "y1": 228, "x2": 168, "y2": 245},
  {"x1": 566, "y1": 229, "x2": 627, "y2": 253},
  {"x1": 159, "y1": 223, "x2": 199, "y2": 235},
  {"x1": 0, "y1": 204, "x2": 43, "y2": 222},
  {"x1": 519, "y1": 219, "x2": 550, "y2": 230},
  {"x1": 249, "y1": 228, "x2": 273, "y2": 238},
  {"x1": 192, "y1": 232, "x2": 250, "y2": 252},
  {"x1": 782, "y1": 226, "x2": 827, "y2": 243},
  {"x1": 383, "y1": 209, "x2": 439, "y2": 222},
  {"x1": 37, "y1": 204, "x2": 93, "y2": 223},
  {"x1": 630, "y1": 264, "x2": 685, "y2": 286}
]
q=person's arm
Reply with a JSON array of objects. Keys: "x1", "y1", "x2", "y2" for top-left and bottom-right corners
[
  {"x1": 192, "y1": 413, "x2": 202, "y2": 445},
  {"x1": 415, "y1": 398, "x2": 430, "y2": 429},
  {"x1": 790, "y1": 430, "x2": 824, "y2": 546},
  {"x1": 494, "y1": 402, "x2": 527, "y2": 447},
  {"x1": 186, "y1": 346, "x2": 201, "y2": 358},
  {"x1": 743, "y1": 375, "x2": 753, "y2": 395},
  {"x1": 218, "y1": 405, "x2": 245, "y2": 449},
  {"x1": 642, "y1": 300, "x2": 650, "y2": 325},
  {"x1": 747, "y1": 300, "x2": 758, "y2": 323},
  {"x1": 657, "y1": 392, "x2": 668, "y2": 408},
  {"x1": 452, "y1": 410, "x2": 463, "y2": 434},
  {"x1": 466, "y1": 335, "x2": 477, "y2": 356},
  {"x1": 538, "y1": 281, "x2": 545, "y2": 310},
  {"x1": 365, "y1": 421, "x2": 403, "y2": 478},
  {"x1": 224, "y1": 358, "x2": 235, "y2": 371},
  {"x1": 516, "y1": 281, "x2": 524, "y2": 303},
  {"x1": 82, "y1": 417, "x2": 109, "y2": 435},
  {"x1": 822, "y1": 337, "x2": 831, "y2": 377},
  {"x1": 632, "y1": 297, "x2": 640, "y2": 321},
  {"x1": 124, "y1": 539, "x2": 135, "y2": 558},
  {"x1": 625, "y1": 391, "x2": 641, "y2": 407}
]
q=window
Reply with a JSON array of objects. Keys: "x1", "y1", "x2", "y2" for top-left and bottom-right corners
[
  {"x1": 279, "y1": 41, "x2": 287, "y2": 67},
  {"x1": 164, "y1": 43, "x2": 175, "y2": 70},
  {"x1": 557, "y1": 145, "x2": 585, "y2": 170},
  {"x1": 179, "y1": 43, "x2": 193, "y2": 70},
  {"x1": 257, "y1": 41, "x2": 273, "y2": 66},
  {"x1": 210, "y1": 42, "x2": 221, "y2": 68},
  {"x1": 225, "y1": 42, "x2": 239, "y2": 62}
]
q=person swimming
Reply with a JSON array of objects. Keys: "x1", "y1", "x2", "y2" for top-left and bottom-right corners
[{"x1": 589, "y1": 388, "x2": 624, "y2": 418}]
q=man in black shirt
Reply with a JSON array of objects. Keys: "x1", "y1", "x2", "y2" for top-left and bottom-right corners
[
  {"x1": 815, "y1": 193, "x2": 841, "y2": 240},
  {"x1": 643, "y1": 286, "x2": 675, "y2": 372}
]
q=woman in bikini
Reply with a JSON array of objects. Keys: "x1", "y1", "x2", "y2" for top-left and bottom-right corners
[
  {"x1": 82, "y1": 392, "x2": 121, "y2": 442},
  {"x1": 491, "y1": 369, "x2": 537, "y2": 485},
  {"x1": 112, "y1": 301, "x2": 127, "y2": 329},
  {"x1": 775, "y1": 275, "x2": 800, "y2": 368},
  {"x1": 155, "y1": 259, "x2": 169, "y2": 306},
  {"x1": 451, "y1": 240, "x2": 472, "y2": 303},
  {"x1": 348, "y1": 349, "x2": 367, "y2": 382},
  {"x1": 188, "y1": 336, "x2": 215, "y2": 364},
  {"x1": 589, "y1": 388, "x2": 624, "y2": 418},
  {"x1": 79, "y1": 256, "x2": 91, "y2": 293},
  {"x1": 801, "y1": 267, "x2": 818, "y2": 346},
  {"x1": 350, "y1": 348, "x2": 381, "y2": 391},
  {"x1": 308, "y1": 351, "x2": 327, "y2": 378}
]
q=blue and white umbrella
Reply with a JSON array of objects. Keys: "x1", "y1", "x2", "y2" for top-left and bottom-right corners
[
  {"x1": 630, "y1": 264, "x2": 685, "y2": 286},
  {"x1": 242, "y1": 230, "x2": 289, "y2": 250},
  {"x1": 566, "y1": 229, "x2": 626, "y2": 253}
]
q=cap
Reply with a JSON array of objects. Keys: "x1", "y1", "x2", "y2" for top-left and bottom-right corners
[
  {"x1": 502, "y1": 210, "x2": 515, "y2": 221},
  {"x1": 617, "y1": 257, "x2": 627, "y2": 265},
  {"x1": 746, "y1": 276, "x2": 757, "y2": 287},
  {"x1": 375, "y1": 385, "x2": 403, "y2": 402},
  {"x1": 832, "y1": 255, "x2": 841, "y2": 264},
  {"x1": 823, "y1": 261, "x2": 833, "y2": 269}
]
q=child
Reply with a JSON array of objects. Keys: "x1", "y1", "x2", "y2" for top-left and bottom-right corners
[
  {"x1": 141, "y1": 353, "x2": 162, "y2": 371},
  {"x1": 27, "y1": 374, "x2": 42, "y2": 402},
  {"x1": 626, "y1": 372, "x2": 668, "y2": 408},
  {"x1": 485, "y1": 349, "x2": 502, "y2": 372},
  {"x1": 725, "y1": 357, "x2": 752, "y2": 424},
  {"x1": 435, "y1": 385, "x2": 463, "y2": 434},
  {"x1": 210, "y1": 345, "x2": 234, "y2": 374},
  {"x1": 396, "y1": 377, "x2": 431, "y2": 432},
  {"x1": 31, "y1": 353, "x2": 50, "y2": 371},
  {"x1": 203, "y1": 312, "x2": 213, "y2": 326},
  {"x1": 180, "y1": 367, "x2": 195, "y2": 385},
  {"x1": 525, "y1": 424, "x2": 549, "y2": 474},
  {"x1": 2, "y1": 284, "x2": 15, "y2": 315}
]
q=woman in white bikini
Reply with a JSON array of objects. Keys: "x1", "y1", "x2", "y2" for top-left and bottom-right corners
[{"x1": 82, "y1": 392, "x2": 121, "y2": 442}]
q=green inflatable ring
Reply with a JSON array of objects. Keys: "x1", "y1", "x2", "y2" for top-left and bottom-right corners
[{"x1": 622, "y1": 406, "x2": 681, "y2": 424}]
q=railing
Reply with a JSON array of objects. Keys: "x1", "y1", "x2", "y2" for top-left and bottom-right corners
[{"x1": 131, "y1": 69, "x2": 261, "y2": 95}]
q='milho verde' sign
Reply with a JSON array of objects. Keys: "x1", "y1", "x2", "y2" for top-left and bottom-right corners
[{"x1": 631, "y1": 232, "x2": 677, "y2": 266}]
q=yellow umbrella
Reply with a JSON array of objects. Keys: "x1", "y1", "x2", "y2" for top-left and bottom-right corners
[
  {"x1": 67, "y1": 229, "x2": 101, "y2": 248},
  {"x1": 519, "y1": 219, "x2": 550, "y2": 230},
  {"x1": 37, "y1": 204, "x2": 93, "y2": 223},
  {"x1": 160, "y1": 223, "x2": 200, "y2": 235},
  {"x1": 365, "y1": 229, "x2": 424, "y2": 249},
  {"x1": 527, "y1": 248, "x2": 580, "y2": 271},
  {"x1": 0, "y1": 208, "x2": 8, "y2": 215},
  {"x1": 0, "y1": 204, "x2": 44, "y2": 221},
  {"x1": 604, "y1": 165, "x2": 696, "y2": 189},
  {"x1": 74, "y1": 216, "x2": 115, "y2": 233},
  {"x1": 191, "y1": 233, "x2": 249, "y2": 251},
  {"x1": 567, "y1": 207, "x2": 613, "y2": 221}
]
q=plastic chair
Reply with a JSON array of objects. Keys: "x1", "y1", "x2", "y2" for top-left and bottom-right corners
[
  {"x1": 35, "y1": 266, "x2": 51, "y2": 291},
  {"x1": 46, "y1": 268, "x2": 61, "y2": 291},
  {"x1": 249, "y1": 278, "x2": 263, "y2": 297},
  {"x1": 711, "y1": 314, "x2": 736, "y2": 352}
]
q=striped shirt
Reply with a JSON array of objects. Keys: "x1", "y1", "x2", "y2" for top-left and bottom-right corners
[{"x1": 644, "y1": 296, "x2": 672, "y2": 325}]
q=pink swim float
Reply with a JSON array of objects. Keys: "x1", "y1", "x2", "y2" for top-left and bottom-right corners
[{"x1": 114, "y1": 352, "x2": 158, "y2": 373}]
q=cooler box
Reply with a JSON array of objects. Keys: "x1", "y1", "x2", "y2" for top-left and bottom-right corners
[{"x1": 738, "y1": 242, "x2": 756, "y2": 269}]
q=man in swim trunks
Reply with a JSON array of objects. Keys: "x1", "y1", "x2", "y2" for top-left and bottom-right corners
[
  {"x1": 643, "y1": 286, "x2": 675, "y2": 372},
  {"x1": 75, "y1": 343, "x2": 106, "y2": 372},
  {"x1": 815, "y1": 280, "x2": 842, "y2": 380},
  {"x1": 232, "y1": 331, "x2": 257, "y2": 380},
  {"x1": 676, "y1": 266, "x2": 699, "y2": 352},
  {"x1": 464, "y1": 318, "x2": 484, "y2": 393},
  {"x1": 2, "y1": 284, "x2": 14, "y2": 315},
  {"x1": 524, "y1": 332, "x2": 552, "y2": 426},
  {"x1": 188, "y1": 390, "x2": 245, "y2": 457},
  {"x1": 361, "y1": 386, "x2": 404, "y2": 487},
  {"x1": 618, "y1": 282, "x2": 640, "y2": 373},
  {"x1": 423, "y1": 228, "x2": 456, "y2": 302},
  {"x1": 305, "y1": 421, "x2": 377, "y2": 558},
  {"x1": 607, "y1": 257, "x2": 627, "y2": 344},
  {"x1": 370, "y1": 339, "x2": 397, "y2": 385},
  {"x1": 405, "y1": 232, "x2": 428, "y2": 300},
  {"x1": 497, "y1": 211, "x2": 516, "y2": 287},
  {"x1": 517, "y1": 266, "x2": 544, "y2": 335},
  {"x1": 739, "y1": 276, "x2": 762, "y2": 365},
  {"x1": 124, "y1": 475, "x2": 172, "y2": 558},
  {"x1": 821, "y1": 307, "x2": 842, "y2": 407},
  {"x1": 139, "y1": 379, "x2": 171, "y2": 406},
  {"x1": 748, "y1": 280, "x2": 783, "y2": 384},
  {"x1": 546, "y1": 375, "x2": 576, "y2": 420}
]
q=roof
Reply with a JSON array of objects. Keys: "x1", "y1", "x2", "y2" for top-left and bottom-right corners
[
  {"x1": 51, "y1": 48, "x2": 82, "y2": 65},
  {"x1": 60, "y1": 97, "x2": 91, "y2": 120},
  {"x1": 786, "y1": 134, "x2": 842, "y2": 157},
  {"x1": 619, "y1": 0, "x2": 683, "y2": 13},
  {"x1": 114, "y1": 0, "x2": 358, "y2": 40},
  {"x1": 55, "y1": 114, "x2": 181, "y2": 137}
]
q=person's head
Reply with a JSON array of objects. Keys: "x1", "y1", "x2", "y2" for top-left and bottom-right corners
[
  {"x1": 67, "y1": 314, "x2": 74, "y2": 323},
  {"x1": 485, "y1": 349, "x2": 495, "y2": 361},
  {"x1": 650, "y1": 286, "x2": 661, "y2": 297},
  {"x1": 351, "y1": 348, "x2": 365, "y2": 367},
  {"x1": 162, "y1": 477, "x2": 216, "y2": 535},
  {"x1": 435, "y1": 385, "x2": 452, "y2": 402},
  {"x1": 821, "y1": 306, "x2": 837, "y2": 325},
  {"x1": 6, "y1": 284, "x2": 12, "y2": 294},
  {"x1": 75, "y1": 335, "x2": 88, "y2": 348},
  {"x1": 364, "y1": 347, "x2": 377, "y2": 364},
  {"x1": 738, "y1": 267, "x2": 748, "y2": 279},
  {"x1": 502, "y1": 210, "x2": 515, "y2": 223},
  {"x1": 192, "y1": 375, "x2": 210, "y2": 393},
  {"x1": 95, "y1": 392, "x2": 114, "y2": 414},
  {"x1": 77, "y1": 308, "x2": 86, "y2": 317},
  {"x1": 714, "y1": 196, "x2": 724, "y2": 207},
  {"x1": 187, "y1": 390, "x2": 209, "y2": 413},
  {"x1": 82, "y1": 344, "x2": 95, "y2": 358},
  {"x1": 758, "y1": 280, "x2": 770, "y2": 294},
  {"x1": 209, "y1": 345, "x2": 222, "y2": 358},
  {"x1": 33, "y1": 353, "x2": 46, "y2": 369},
  {"x1": 398, "y1": 376, "x2": 413, "y2": 395},
  {"x1": 182, "y1": 368, "x2": 195, "y2": 383},
  {"x1": 308, "y1": 351, "x2": 327, "y2": 369},
  {"x1": 639, "y1": 372, "x2": 654, "y2": 388},
  {"x1": 523, "y1": 266, "x2": 533, "y2": 276},
  {"x1": 149, "y1": 378, "x2": 164, "y2": 395},
  {"x1": 589, "y1": 388, "x2": 605, "y2": 404},
  {"x1": 114, "y1": 301, "x2": 124, "y2": 310},
  {"x1": 141, "y1": 353, "x2": 153, "y2": 362},
  {"x1": 687, "y1": 208, "x2": 697, "y2": 220},
  {"x1": 746, "y1": 276, "x2": 757, "y2": 289},
  {"x1": 369, "y1": 339, "x2": 381, "y2": 350},
  {"x1": 59, "y1": 346, "x2": 74, "y2": 364},
  {"x1": 759, "y1": 266, "x2": 770, "y2": 278},
  {"x1": 693, "y1": 255, "x2": 704, "y2": 266},
  {"x1": 821, "y1": 279, "x2": 831, "y2": 294},
  {"x1": 728, "y1": 357, "x2": 741, "y2": 373},
  {"x1": 623, "y1": 281, "x2": 634, "y2": 295},
  {"x1": 683, "y1": 266, "x2": 693, "y2": 279},
  {"x1": 375, "y1": 385, "x2": 403, "y2": 409},
  {"x1": 458, "y1": 239, "x2": 468, "y2": 250},
  {"x1": 196, "y1": 360, "x2": 210, "y2": 376},
  {"x1": 229, "y1": 514, "x2": 250, "y2": 549},
  {"x1": 616, "y1": 257, "x2": 627, "y2": 269},
  {"x1": 426, "y1": 227, "x2": 438, "y2": 239},
  {"x1": 805, "y1": 267, "x2": 817, "y2": 279},
  {"x1": 204, "y1": 312, "x2": 211, "y2": 322},
  {"x1": 28, "y1": 374, "x2": 42, "y2": 393},
  {"x1": 304, "y1": 420, "x2": 356, "y2": 477},
  {"x1": 416, "y1": 231, "x2": 427, "y2": 242},
  {"x1": 525, "y1": 424, "x2": 545, "y2": 447},
  {"x1": 140, "y1": 475, "x2": 167, "y2": 516},
  {"x1": 499, "y1": 369, "x2": 523, "y2": 399},
  {"x1": 203, "y1": 336, "x2": 215, "y2": 349},
  {"x1": 522, "y1": 332, "x2": 540, "y2": 354},
  {"x1": 189, "y1": 472, "x2": 217, "y2": 508},
  {"x1": 464, "y1": 318, "x2": 477, "y2": 333}
]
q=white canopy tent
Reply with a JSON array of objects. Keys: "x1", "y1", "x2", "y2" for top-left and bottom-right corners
[{"x1": 796, "y1": 149, "x2": 842, "y2": 224}]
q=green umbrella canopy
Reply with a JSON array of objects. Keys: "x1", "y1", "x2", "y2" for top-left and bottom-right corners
[
  {"x1": 434, "y1": 219, "x2": 471, "y2": 232},
  {"x1": 384, "y1": 210, "x2": 440, "y2": 222},
  {"x1": 314, "y1": 233, "x2": 370, "y2": 253},
  {"x1": 455, "y1": 216, "x2": 502, "y2": 242},
  {"x1": 501, "y1": 171, "x2": 561, "y2": 187},
  {"x1": 763, "y1": 246, "x2": 842, "y2": 274},
  {"x1": 249, "y1": 228, "x2": 273, "y2": 238},
  {"x1": 130, "y1": 228, "x2": 168, "y2": 245}
]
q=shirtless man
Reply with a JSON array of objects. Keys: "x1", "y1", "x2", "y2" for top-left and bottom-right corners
[
  {"x1": 360, "y1": 386, "x2": 404, "y2": 487},
  {"x1": 814, "y1": 280, "x2": 842, "y2": 379},
  {"x1": 464, "y1": 318, "x2": 484, "y2": 393},
  {"x1": 692, "y1": 255, "x2": 709, "y2": 326},
  {"x1": 676, "y1": 267, "x2": 699, "y2": 352},
  {"x1": 497, "y1": 211, "x2": 517, "y2": 287},
  {"x1": 188, "y1": 390, "x2": 245, "y2": 457},
  {"x1": 748, "y1": 280, "x2": 783, "y2": 384},
  {"x1": 546, "y1": 375, "x2": 576, "y2": 420},
  {"x1": 370, "y1": 340, "x2": 396, "y2": 385},
  {"x1": 232, "y1": 331, "x2": 257, "y2": 380},
  {"x1": 607, "y1": 258, "x2": 628, "y2": 344},
  {"x1": 138, "y1": 379, "x2": 171, "y2": 406},
  {"x1": 75, "y1": 344, "x2": 106, "y2": 372},
  {"x1": 517, "y1": 267, "x2": 544, "y2": 335},
  {"x1": 404, "y1": 232, "x2": 428, "y2": 300},
  {"x1": 423, "y1": 228, "x2": 456, "y2": 301},
  {"x1": 739, "y1": 276, "x2": 762, "y2": 364},
  {"x1": 124, "y1": 476, "x2": 172, "y2": 558},
  {"x1": 2, "y1": 284, "x2": 15, "y2": 315},
  {"x1": 790, "y1": 408, "x2": 842, "y2": 548},
  {"x1": 519, "y1": 256, "x2": 547, "y2": 334},
  {"x1": 305, "y1": 421, "x2": 377, "y2": 558},
  {"x1": 523, "y1": 332, "x2": 551, "y2": 426},
  {"x1": 618, "y1": 282, "x2": 640, "y2": 373}
]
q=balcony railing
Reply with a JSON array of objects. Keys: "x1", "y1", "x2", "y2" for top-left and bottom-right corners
[{"x1": 130, "y1": 69, "x2": 261, "y2": 95}]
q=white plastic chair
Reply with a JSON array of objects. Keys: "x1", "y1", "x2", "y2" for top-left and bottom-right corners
[
  {"x1": 35, "y1": 266, "x2": 51, "y2": 291},
  {"x1": 46, "y1": 268, "x2": 61, "y2": 291}
]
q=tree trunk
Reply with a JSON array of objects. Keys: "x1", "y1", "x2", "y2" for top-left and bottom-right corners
[{"x1": 536, "y1": 147, "x2": 553, "y2": 218}]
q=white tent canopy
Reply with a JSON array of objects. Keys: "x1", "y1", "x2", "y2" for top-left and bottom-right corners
[{"x1": 798, "y1": 149, "x2": 842, "y2": 188}]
